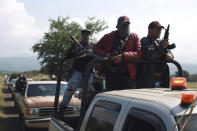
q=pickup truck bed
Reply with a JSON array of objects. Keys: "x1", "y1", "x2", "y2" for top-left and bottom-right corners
[{"x1": 49, "y1": 88, "x2": 197, "y2": 131}]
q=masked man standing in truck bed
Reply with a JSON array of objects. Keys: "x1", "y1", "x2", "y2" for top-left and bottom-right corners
[
  {"x1": 59, "y1": 29, "x2": 95, "y2": 115},
  {"x1": 136, "y1": 21, "x2": 174, "y2": 89},
  {"x1": 93, "y1": 16, "x2": 142, "y2": 90}
]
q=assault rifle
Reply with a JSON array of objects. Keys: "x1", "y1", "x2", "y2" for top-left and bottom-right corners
[
  {"x1": 108, "y1": 35, "x2": 129, "y2": 58},
  {"x1": 164, "y1": 24, "x2": 176, "y2": 49},
  {"x1": 61, "y1": 25, "x2": 98, "y2": 59}
]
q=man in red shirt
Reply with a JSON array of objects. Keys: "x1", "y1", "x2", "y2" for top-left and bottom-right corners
[{"x1": 93, "y1": 16, "x2": 142, "y2": 90}]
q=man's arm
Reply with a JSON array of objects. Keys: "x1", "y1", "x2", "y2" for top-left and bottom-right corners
[
  {"x1": 123, "y1": 34, "x2": 142, "y2": 61},
  {"x1": 92, "y1": 34, "x2": 109, "y2": 57},
  {"x1": 141, "y1": 38, "x2": 165, "y2": 60}
]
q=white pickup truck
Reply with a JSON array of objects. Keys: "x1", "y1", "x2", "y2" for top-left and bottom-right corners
[
  {"x1": 49, "y1": 56, "x2": 195, "y2": 131},
  {"x1": 49, "y1": 88, "x2": 197, "y2": 131}
]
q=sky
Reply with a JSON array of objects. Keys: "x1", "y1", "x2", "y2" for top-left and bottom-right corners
[{"x1": 0, "y1": 0, "x2": 197, "y2": 64}]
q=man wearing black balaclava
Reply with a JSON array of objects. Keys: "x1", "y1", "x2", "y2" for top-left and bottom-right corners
[{"x1": 93, "y1": 16, "x2": 142, "y2": 90}]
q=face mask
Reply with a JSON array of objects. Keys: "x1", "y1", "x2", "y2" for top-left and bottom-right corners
[
  {"x1": 81, "y1": 34, "x2": 90, "y2": 44},
  {"x1": 117, "y1": 23, "x2": 130, "y2": 38}
]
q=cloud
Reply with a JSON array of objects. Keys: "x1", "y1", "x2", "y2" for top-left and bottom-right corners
[
  {"x1": 0, "y1": 0, "x2": 45, "y2": 57},
  {"x1": 0, "y1": 0, "x2": 196, "y2": 65}
]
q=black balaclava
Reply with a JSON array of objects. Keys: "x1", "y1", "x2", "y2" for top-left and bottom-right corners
[
  {"x1": 117, "y1": 23, "x2": 130, "y2": 39},
  {"x1": 116, "y1": 16, "x2": 130, "y2": 39}
]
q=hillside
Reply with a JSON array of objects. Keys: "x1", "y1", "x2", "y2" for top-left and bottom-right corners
[
  {"x1": 169, "y1": 63, "x2": 197, "y2": 75},
  {"x1": 0, "y1": 57, "x2": 41, "y2": 72},
  {"x1": 0, "y1": 57, "x2": 196, "y2": 74}
]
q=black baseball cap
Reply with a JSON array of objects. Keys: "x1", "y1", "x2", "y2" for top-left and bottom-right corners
[
  {"x1": 148, "y1": 21, "x2": 164, "y2": 29},
  {"x1": 116, "y1": 16, "x2": 130, "y2": 28},
  {"x1": 81, "y1": 29, "x2": 91, "y2": 34}
]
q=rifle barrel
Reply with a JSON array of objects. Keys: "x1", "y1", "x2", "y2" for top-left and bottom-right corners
[{"x1": 61, "y1": 25, "x2": 80, "y2": 46}]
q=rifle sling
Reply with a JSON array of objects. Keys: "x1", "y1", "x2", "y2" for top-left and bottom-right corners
[{"x1": 110, "y1": 33, "x2": 130, "y2": 55}]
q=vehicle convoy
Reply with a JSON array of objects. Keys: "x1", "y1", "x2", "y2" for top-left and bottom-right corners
[
  {"x1": 48, "y1": 55, "x2": 197, "y2": 131},
  {"x1": 15, "y1": 81, "x2": 81, "y2": 130}
]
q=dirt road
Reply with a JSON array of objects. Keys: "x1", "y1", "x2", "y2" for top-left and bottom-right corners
[{"x1": 2, "y1": 85, "x2": 47, "y2": 131}]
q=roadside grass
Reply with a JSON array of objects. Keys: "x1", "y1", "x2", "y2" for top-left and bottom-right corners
[
  {"x1": 187, "y1": 82, "x2": 197, "y2": 88},
  {"x1": 0, "y1": 73, "x2": 4, "y2": 130}
]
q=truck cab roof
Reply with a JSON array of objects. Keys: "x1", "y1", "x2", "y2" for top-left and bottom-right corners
[
  {"x1": 98, "y1": 88, "x2": 197, "y2": 116},
  {"x1": 27, "y1": 81, "x2": 67, "y2": 85}
]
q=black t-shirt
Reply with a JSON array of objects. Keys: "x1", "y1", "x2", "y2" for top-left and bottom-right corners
[
  {"x1": 107, "y1": 31, "x2": 129, "y2": 76},
  {"x1": 66, "y1": 43, "x2": 94, "y2": 73}
]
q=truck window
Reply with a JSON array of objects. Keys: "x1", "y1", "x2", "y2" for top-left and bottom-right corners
[
  {"x1": 177, "y1": 114, "x2": 197, "y2": 131},
  {"x1": 26, "y1": 84, "x2": 67, "y2": 97},
  {"x1": 86, "y1": 101, "x2": 121, "y2": 131},
  {"x1": 122, "y1": 108, "x2": 166, "y2": 131}
]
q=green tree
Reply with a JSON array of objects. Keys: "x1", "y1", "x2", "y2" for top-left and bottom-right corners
[
  {"x1": 85, "y1": 17, "x2": 108, "y2": 42},
  {"x1": 175, "y1": 70, "x2": 190, "y2": 78},
  {"x1": 32, "y1": 17, "x2": 108, "y2": 80}
]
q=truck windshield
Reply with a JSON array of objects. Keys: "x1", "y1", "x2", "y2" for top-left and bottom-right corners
[
  {"x1": 26, "y1": 84, "x2": 67, "y2": 97},
  {"x1": 177, "y1": 115, "x2": 197, "y2": 131}
]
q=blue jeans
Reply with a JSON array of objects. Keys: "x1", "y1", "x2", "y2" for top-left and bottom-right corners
[{"x1": 60, "y1": 71, "x2": 94, "y2": 108}]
